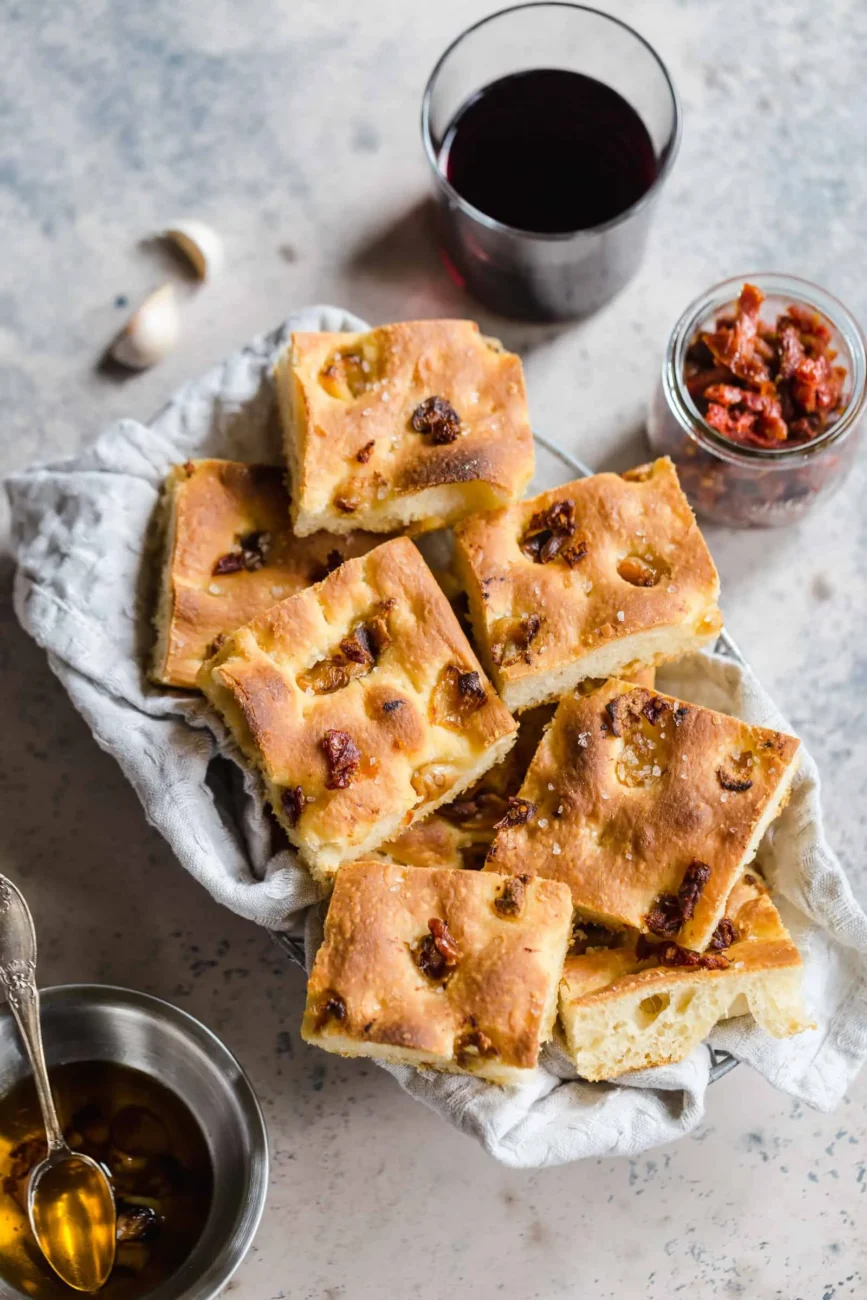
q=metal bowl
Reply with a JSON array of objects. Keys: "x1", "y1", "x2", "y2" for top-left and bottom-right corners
[{"x1": 0, "y1": 984, "x2": 268, "y2": 1300}]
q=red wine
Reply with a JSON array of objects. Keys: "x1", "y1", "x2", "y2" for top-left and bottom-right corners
[{"x1": 441, "y1": 69, "x2": 657, "y2": 234}]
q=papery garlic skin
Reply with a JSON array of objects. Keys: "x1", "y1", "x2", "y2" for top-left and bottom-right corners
[{"x1": 161, "y1": 220, "x2": 224, "y2": 280}]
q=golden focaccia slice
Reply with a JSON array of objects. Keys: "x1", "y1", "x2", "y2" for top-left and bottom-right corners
[
  {"x1": 198, "y1": 538, "x2": 517, "y2": 880},
  {"x1": 558, "y1": 874, "x2": 810, "y2": 1081},
  {"x1": 453, "y1": 458, "x2": 722, "y2": 711},
  {"x1": 302, "y1": 861, "x2": 572, "y2": 1084},
  {"x1": 151, "y1": 459, "x2": 379, "y2": 688},
  {"x1": 274, "y1": 320, "x2": 533, "y2": 536},
  {"x1": 485, "y1": 678, "x2": 800, "y2": 951}
]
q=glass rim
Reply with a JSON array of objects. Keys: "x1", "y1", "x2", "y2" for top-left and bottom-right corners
[
  {"x1": 662, "y1": 271, "x2": 867, "y2": 466},
  {"x1": 420, "y1": 1, "x2": 683, "y2": 243}
]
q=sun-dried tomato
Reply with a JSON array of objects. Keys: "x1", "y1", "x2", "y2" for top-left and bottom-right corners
[
  {"x1": 212, "y1": 551, "x2": 246, "y2": 575},
  {"x1": 657, "y1": 943, "x2": 730, "y2": 971},
  {"x1": 455, "y1": 1025, "x2": 497, "y2": 1064},
  {"x1": 315, "y1": 992, "x2": 347, "y2": 1031},
  {"x1": 605, "y1": 695, "x2": 629, "y2": 738},
  {"x1": 642, "y1": 696, "x2": 669, "y2": 726},
  {"x1": 490, "y1": 613, "x2": 541, "y2": 667},
  {"x1": 519, "y1": 499, "x2": 578, "y2": 564},
  {"x1": 430, "y1": 664, "x2": 488, "y2": 730},
  {"x1": 708, "y1": 917, "x2": 738, "y2": 950},
  {"x1": 300, "y1": 608, "x2": 391, "y2": 695},
  {"x1": 561, "y1": 538, "x2": 589, "y2": 566},
  {"x1": 645, "y1": 894, "x2": 682, "y2": 938},
  {"x1": 321, "y1": 730, "x2": 361, "y2": 789},
  {"x1": 344, "y1": 630, "x2": 377, "y2": 668},
  {"x1": 280, "y1": 785, "x2": 305, "y2": 828},
  {"x1": 494, "y1": 874, "x2": 530, "y2": 917},
  {"x1": 777, "y1": 317, "x2": 806, "y2": 380},
  {"x1": 457, "y1": 669, "x2": 486, "y2": 703},
  {"x1": 685, "y1": 283, "x2": 848, "y2": 449},
  {"x1": 417, "y1": 917, "x2": 460, "y2": 980},
  {"x1": 492, "y1": 796, "x2": 536, "y2": 832},
  {"x1": 213, "y1": 530, "x2": 271, "y2": 575},
  {"x1": 645, "y1": 861, "x2": 711, "y2": 937},
  {"x1": 717, "y1": 766, "x2": 753, "y2": 793},
  {"x1": 678, "y1": 861, "x2": 711, "y2": 922},
  {"x1": 410, "y1": 396, "x2": 461, "y2": 445}
]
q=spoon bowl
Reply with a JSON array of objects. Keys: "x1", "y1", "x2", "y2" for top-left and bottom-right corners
[{"x1": 28, "y1": 1147, "x2": 116, "y2": 1292}]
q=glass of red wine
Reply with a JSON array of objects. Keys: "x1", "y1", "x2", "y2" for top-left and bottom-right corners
[{"x1": 422, "y1": 3, "x2": 681, "y2": 321}]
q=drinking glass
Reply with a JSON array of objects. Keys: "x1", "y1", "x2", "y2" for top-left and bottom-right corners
[{"x1": 421, "y1": 3, "x2": 681, "y2": 321}]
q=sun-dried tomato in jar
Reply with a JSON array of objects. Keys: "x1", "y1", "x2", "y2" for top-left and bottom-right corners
[{"x1": 648, "y1": 274, "x2": 866, "y2": 527}]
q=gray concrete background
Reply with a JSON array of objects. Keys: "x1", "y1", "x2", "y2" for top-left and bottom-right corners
[{"x1": 1, "y1": 1, "x2": 866, "y2": 1296}]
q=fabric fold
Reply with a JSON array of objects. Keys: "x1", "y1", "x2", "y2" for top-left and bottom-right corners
[{"x1": 6, "y1": 306, "x2": 867, "y2": 1165}]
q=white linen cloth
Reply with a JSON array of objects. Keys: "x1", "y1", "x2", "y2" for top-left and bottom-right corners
[{"x1": 7, "y1": 306, "x2": 867, "y2": 1167}]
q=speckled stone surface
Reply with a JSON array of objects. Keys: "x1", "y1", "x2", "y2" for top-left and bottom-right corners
[{"x1": 1, "y1": 0, "x2": 867, "y2": 1296}]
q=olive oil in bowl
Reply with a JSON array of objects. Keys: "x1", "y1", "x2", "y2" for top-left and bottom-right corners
[{"x1": 0, "y1": 1061, "x2": 213, "y2": 1298}]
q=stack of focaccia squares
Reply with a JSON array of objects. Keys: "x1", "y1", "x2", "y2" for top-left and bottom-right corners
[{"x1": 152, "y1": 319, "x2": 809, "y2": 1086}]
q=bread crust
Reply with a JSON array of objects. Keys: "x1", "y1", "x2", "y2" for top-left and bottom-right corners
[
  {"x1": 485, "y1": 677, "x2": 801, "y2": 951},
  {"x1": 274, "y1": 321, "x2": 534, "y2": 536},
  {"x1": 453, "y1": 458, "x2": 722, "y2": 710},
  {"x1": 302, "y1": 861, "x2": 573, "y2": 1082}
]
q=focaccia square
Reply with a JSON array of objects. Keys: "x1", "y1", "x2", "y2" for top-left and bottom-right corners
[
  {"x1": 485, "y1": 678, "x2": 801, "y2": 951},
  {"x1": 452, "y1": 458, "x2": 722, "y2": 711},
  {"x1": 197, "y1": 538, "x2": 517, "y2": 880},
  {"x1": 379, "y1": 703, "x2": 555, "y2": 871},
  {"x1": 151, "y1": 459, "x2": 379, "y2": 689},
  {"x1": 380, "y1": 672, "x2": 658, "y2": 872},
  {"x1": 274, "y1": 320, "x2": 534, "y2": 537},
  {"x1": 301, "y1": 861, "x2": 573, "y2": 1083},
  {"x1": 559, "y1": 874, "x2": 809, "y2": 1080}
]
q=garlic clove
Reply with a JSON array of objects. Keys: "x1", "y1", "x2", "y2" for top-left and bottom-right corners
[
  {"x1": 160, "y1": 220, "x2": 224, "y2": 280},
  {"x1": 110, "y1": 284, "x2": 180, "y2": 370}
]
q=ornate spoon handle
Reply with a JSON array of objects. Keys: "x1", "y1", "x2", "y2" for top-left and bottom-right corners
[{"x1": 0, "y1": 876, "x2": 65, "y2": 1152}]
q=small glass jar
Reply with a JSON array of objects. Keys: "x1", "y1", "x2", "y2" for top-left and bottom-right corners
[{"x1": 647, "y1": 273, "x2": 866, "y2": 527}]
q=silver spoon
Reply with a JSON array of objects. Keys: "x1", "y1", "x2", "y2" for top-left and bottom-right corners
[{"x1": 0, "y1": 874, "x2": 116, "y2": 1292}]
